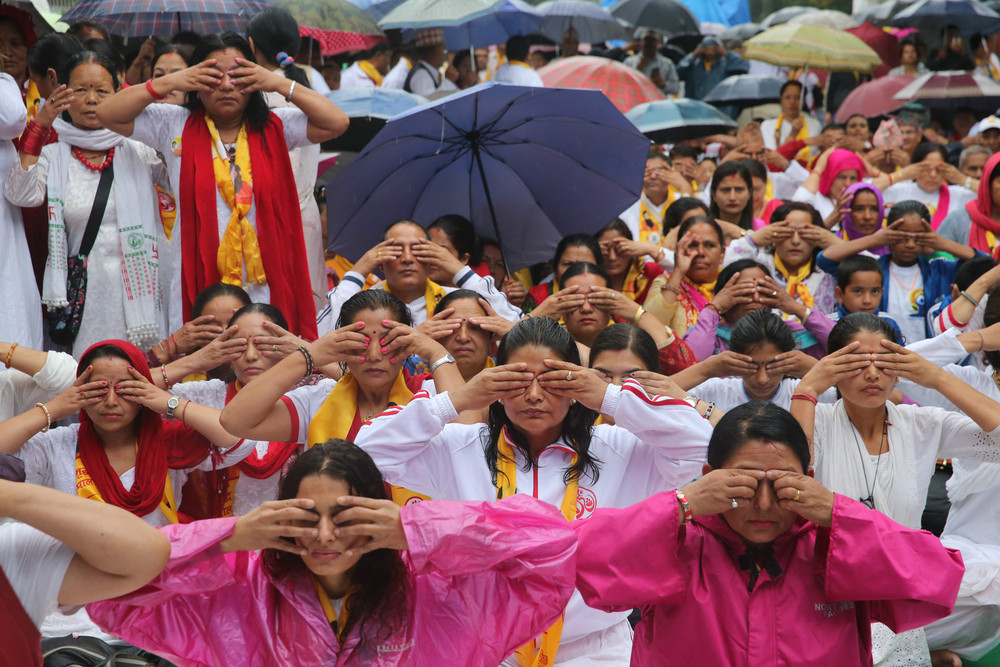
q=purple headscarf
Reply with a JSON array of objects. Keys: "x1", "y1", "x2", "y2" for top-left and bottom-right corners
[{"x1": 839, "y1": 182, "x2": 888, "y2": 256}]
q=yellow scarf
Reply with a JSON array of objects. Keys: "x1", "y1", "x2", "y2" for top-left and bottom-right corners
[
  {"x1": 638, "y1": 197, "x2": 670, "y2": 244},
  {"x1": 75, "y1": 450, "x2": 178, "y2": 524},
  {"x1": 25, "y1": 79, "x2": 40, "y2": 127},
  {"x1": 774, "y1": 114, "x2": 810, "y2": 162},
  {"x1": 979, "y1": 57, "x2": 1000, "y2": 81},
  {"x1": 156, "y1": 184, "x2": 177, "y2": 242},
  {"x1": 312, "y1": 576, "x2": 352, "y2": 642},
  {"x1": 497, "y1": 430, "x2": 577, "y2": 667},
  {"x1": 205, "y1": 116, "x2": 266, "y2": 287},
  {"x1": 685, "y1": 277, "x2": 716, "y2": 303},
  {"x1": 358, "y1": 60, "x2": 383, "y2": 86},
  {"x1": 773, "y1": 254, "x2": 815, "y2": 312},
  {"x1": 307, "y1": 372, "x2": 430, "y2": 506},
  {"x1": 621, "y1": 261, "x2": 648, "y2": 302},
  {"x1": 379, "y1": 279, "x2": 447, "y2": 320}
]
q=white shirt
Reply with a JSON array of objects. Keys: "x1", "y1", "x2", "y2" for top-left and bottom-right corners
[
  {"x1": 405, "y1": 61, "x2": 458, "y2": 97},
  {"x1": 382, "y1": 57, "x2": 411, "y2": 90},
  {"x1": 339, "y1": 61, "x2": 380, "y2": 89},
  {"x1": 885, "y1": 261, "x2": 925, "y2": 343},
  {"x1": 0, "y1": 522, "x2": 74, "y2": 627},
  {"x1": 494, "y1": 62, "x2": 544, "y2": 87},
  {"x1": 354, "y1": 380, "x2": 713, "y2": 643},
  {"x1": 882, "y1": 181, "x2": 976, "y2": 221},
  {"x1": 761, "y1": 114, "x2": 824, "y2": 154},
  {"x1": 690, "y1": 377, "x2": 836, "y2": 411},
  {"x1": 0, "y1": 352, "x2": 77, "y2": 422}
]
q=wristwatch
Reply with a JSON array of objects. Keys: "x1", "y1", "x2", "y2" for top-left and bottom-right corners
[
  {"x1": 429, "y1": 354, "x2": 456, "y2": 373},
  {"x1": 165, "y1": 395, "x2": 180, "y2": 421}
]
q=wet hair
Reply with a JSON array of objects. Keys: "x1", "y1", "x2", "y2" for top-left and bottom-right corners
[
  {"x1": 67, "y1": 20, "x2": 109, "y2": 41},
  {"x1": 740, "y1": 158, "x2": 767, "y2": 183},
  {"x1": 588, "y1": 323, "x2": 658, "y2": 374},
  {"x1": 187, "y1": 33, "x2": 269, "y2": 131},
  {"x1": 152, "y1": 42, "x2": 194, "y2": 72},
  {"x1": 433, "y1": 288, "x2": 485, "y2": 316},
  {"x1": 779, "y1": 80, "x2": 802, "y2": 97},
  {"x1": 261, "y1": 440, "x2": 410, "y2": 653},
  {"x1": 485, "y1": 318, "x2": 600, "y2": 485},
  {"x1": 191, "y1": 283, "x2": 252, "y2": 318},
  {"x1": 911, "y1": 142, "x2": 947, "y2": 165},
  {"x1": 59, "y1": 50, "x2": 120, "y2": 96},
  {"x1": 554, "y1": 234, "x2": 604, "y2": 271},
  {"x1": 171, "y1": 30, "x2": 202, "y2": 47},
  {"x1": 560, "y1": 261, "x2": 610, "y2": 286},
  {"x1": 338, "y1": 289, "x2": 411, "y2": 328},
  {"x1": 828, "y1": 312, "x2": 900, "y2": 352},
  {"x1": 78, "y1": 343, "x2": 131, "y2": 374},
  {"x1": 596, "y1": 218, "x2": 633, "y2": 241},
  {"x1": 380, "y1": 218, "x2": 426, "y2": 242},
  {"x1": 428, "y1": 214, "x2": 481, "y2": 266},
  {"x1": 955, "y1": 255, "x2": 997, "y2": 292},
  {"x1": 506, "y1": 35, "x2": 530, "y2": 62},
  {"x1": 886, "y1": 200, "x2": 930, "y2": 225},
  {"x1": 669, "y1": 143, "x2": 700, "y2": 162},
  {"x1": 27, "y1": 33, "x2": 84, "y2": 79},
  {"x1": 836, "y1": 254, "x2": 884, "y2": 290},
  {"x1": 714, "y1": 259, "x2": 771, "y2": 295},
  {"x1": 729, "y1": 310, "x2": 794, "y2": 355},
  {"x1": 229, "y1": 302, "x2": 289, "y2": 330},
  {"x1": 676, "y1": 214, "x2": 725, "y2": 248},
  {"x1": 709, "y1": 161, "x2": 754, "y2": 230},
  {"x1": 246, "y1": 8, "x2": 310, "y2": 87},
  {"x1": 707, "y1": 401, "x2": 810, "y2": 473},
  {"x1": 663, "y1": 197, "x2": 710, "y2": 236},
  {"x1": 770, "y1": 201, "x2": 822, "y2": 228}
]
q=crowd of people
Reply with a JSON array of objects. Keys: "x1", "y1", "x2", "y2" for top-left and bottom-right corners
[{"x1": 4, "y1": 5, "x2": 1000, "y2": 667}]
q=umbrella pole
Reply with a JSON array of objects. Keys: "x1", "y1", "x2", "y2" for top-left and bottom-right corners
[{"x1": 472, "y1": 146, "x2": 512, "y2": 279}]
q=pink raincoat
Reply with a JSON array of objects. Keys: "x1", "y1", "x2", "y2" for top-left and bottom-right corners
[
  {"x1": 87, "y1": 495, "x2": 577, "y2": 667},
  {"x1": 574, "y1": 492, "x2": 964, "y2": 666}
]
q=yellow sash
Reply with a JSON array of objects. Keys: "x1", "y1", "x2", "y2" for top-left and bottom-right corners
[
  {"x1": 25, "y1": 79, "x2": 40, "y2": 127},
  {"x1": 156, "y1": 183, "x2": 177, "y2": 242},
  {"x1": 621, "y1": 261, "x2": 647, "y2": 302},
  {"x1": 358, "y1": 59, "x2": 383, "y2": 86},
  {"x1": 638, "y1": 198, "x2": 668, "y2": 245},
  {"x1": 774, "y1": 114, "x2": 810, "y2": 162},
  {"x1": 74, "y1": 450, "x2": 178, "y2": 524},
  {"x1": 312, "y1": 576, "x2": 352, "y2": 642},
  {"x1": 774, "y1": 254, "x2": 815, "y2": 312},
  {"x1": 205, "y1": 116, "x2": 266, "y2": 287},
  {"x1": 378, "y1": 279, "x2": 447, "y2": 320},
  {"x1": 306, "y1": 372, "x2": 430, "y2": 506},
  {"x1": 987, "y1": 229, "x2": 998, "y2": 253},
  {"x1": 497, "y1": 431, "x2": 577, "y2": 667},
  {"x1": 686, "y1": 278, "x2": 716, "y2": 304}
]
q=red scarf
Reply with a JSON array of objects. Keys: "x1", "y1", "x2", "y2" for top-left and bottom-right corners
[
  {"x1": 0, "y1": 566, "x2": 41, "y2": 667},
  {"x1": 818, "y1": 149, "x2": 865, "y2": 196},
  {"x1": 76, "y1": 340, "x2": 213, "y2": 518},
  {"x1": 179, "y1": 110, "x2": 318, "y2": 340},
  {"x1": 931, "y1": 183, "x2": 950, "y2": 230},
  {"x1": 967, "y1": 152, "x2": 1000, "y2": 258},
  {"x1": 226, "y1": 382, "x2": 298, "y2": 478}
]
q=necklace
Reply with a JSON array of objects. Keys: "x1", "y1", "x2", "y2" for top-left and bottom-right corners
[
  {"x1": 889, "y1": 262, "x2": 920, "y2": 292},
  {"x1": 72, "y1": 146, "x2": 114, "y2": 172},
  {"x1": 847, "y1": 409, "x2": 888, "y2": 510},
  {"x1": 362, "y1": 403, "x2": 389, "y2": 421}
]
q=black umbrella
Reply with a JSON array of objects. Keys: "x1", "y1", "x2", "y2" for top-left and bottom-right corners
[
  {"x1": 703, "y1": 74, "x2": 784, "y2": 108},
  {"x1": 608, "y1": 0, "x2": 700, "y2": 37}
]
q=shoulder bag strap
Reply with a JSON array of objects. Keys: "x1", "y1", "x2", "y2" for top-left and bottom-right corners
[{"x1": 78, "y1": 161, "x2": 114, "y2": 258}]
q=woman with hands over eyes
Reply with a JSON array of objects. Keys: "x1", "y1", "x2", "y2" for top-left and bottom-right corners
[{"x1": 353, "y1": 316, "x2": 714, "y2": 665}]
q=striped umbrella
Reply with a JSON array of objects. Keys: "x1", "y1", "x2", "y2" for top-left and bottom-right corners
[
  {"x1": 61, "y1": 0, "x2": 273, "y2": 36},
  {"x1": 538, "y1": 55, "x2": 664, "y2": 113},
  {"x1": 742, "y1": 23, "x2": 882, "y2": 73},
  {"x1": 893, "y1": 71, "x2": 1000, "y2": 109}
]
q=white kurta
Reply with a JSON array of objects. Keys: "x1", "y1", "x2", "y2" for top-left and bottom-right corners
[
  {"x1": 882, "y1": 181, "x2": 976, "y2": 221},
  {"x1": 0, "y1": 73, "x2": 41, "y2": 349},
  {"x1": 339, "y1": 61, "x2": 379, "y2": 89},
  {"x1": 0, "y1": 351, "x2": 76, "y2": 421},
  {"x1": 494, "y1": 62, "x2": 544, "y2": 87},
  {"x1": 690, "y1": 377, "x2": 836, "y2": 411}
]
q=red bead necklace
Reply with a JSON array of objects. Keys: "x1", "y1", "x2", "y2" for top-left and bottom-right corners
[{"x1": 71, "y1": 146, "x2": 115, "y2": 172}]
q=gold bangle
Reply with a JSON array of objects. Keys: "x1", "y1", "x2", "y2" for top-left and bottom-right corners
[
  {"x1": 35, "y1": 402, "x2": 51, "y2": 432},
  {"x1": 633, "y1": 306, "x2": 647, "y2": 325}
]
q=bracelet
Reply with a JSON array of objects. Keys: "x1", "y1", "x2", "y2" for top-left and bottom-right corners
[
  {"x1": 286, "y1": 80, "x2": 296, "y2": 102},
  {"x1": 801, "y1": 307, "x2": 811, "y2": 322},
  {"x1": 675, "y1": 489, "x2": 693, "y2": 525},
  {"x1": 702, "y1": 401, "x2": 715, "y2": 421},
  {"x1": 145, "y1": 78, "x2": 166, "y2": 101},
  {"x1": 632, "y1": 306, "x2": 647, "y2": 325},
  {"x1": 960, "y1": 290, "x2": 980, "y2": 307},
  {"x1": 181, "y1": 399, "x2": 190, "y2": 425},
  {"x1": 887, "y1": 173, "x2": 895, "y2": 187},
  {"x1": 791, "y1": 392, "x2": 818, "y2": 405},
  {"x1": 297, "y1": 345, "x2": 314, "y2": 377},
  {"x1": 705, "y1": 302, "x2": 724, "y2": 316},
  {"x1": 662, "y1": 284, "x2": 683, "y2": 297},
  {"x1": 160, "y1": 365, "x2": 171, "y2": 389},
  {"x1": 656, "y1": 246, "x2": 665, "y2": 262},
  {"x1": 965, "y1": 176, "x2": 974, "y2": 190},
  {"x1": 810, "y1": 169, "x2": 820, "y2": 176},
  {"x1": 19, "y1": 128, "x2": 47, "y2": 156},
  {"x1": 171, "y1": 333, "x2": 179, "y2": 354},
  {"x1": 35, "y1": 402, "x2": 51, "y2": 432},
  {"x1": 4, "y1": 342, "x2": 18, "y2": 369}
]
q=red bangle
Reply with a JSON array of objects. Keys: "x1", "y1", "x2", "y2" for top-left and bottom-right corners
[
  {"x1": 791, "y1": 393, "x2": 818, "y2": 405},
  {"x1": 145, "y1": 78, "x2": 166, "y2": 101},
  {"x1": 675, "y1": 489, "x2": 693, "y2": 525},
  {"x1": 20, "y1": 130, "x2": 46, "y2": 156},
  {"x1": 180, "y1": 399, "x2": 190, "y2": 424}
]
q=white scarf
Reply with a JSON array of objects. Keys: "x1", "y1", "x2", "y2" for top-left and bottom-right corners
[
  {"x1": 815, "y1": 400, "x2": 922, "y2": 529},
  {"x1": 44, "y1": 118, "x2": 161, "y2": 349}
]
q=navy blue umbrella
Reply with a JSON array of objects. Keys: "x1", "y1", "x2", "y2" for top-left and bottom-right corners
[{"x1": 326, "y1": 82, "x2": 649, "y2": 271}]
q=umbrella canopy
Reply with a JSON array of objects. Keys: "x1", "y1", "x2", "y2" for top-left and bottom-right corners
[
  {"x1": 787, "y1": 9, "x2": 858, "y2": 29},
  {"x1": 608, "y1": 0, "x2": 699, "y2": 36},
  {"x1": 852, "y1": 0, "x2": 918, "y2": 25},
  {"x1": 538, "y1": 55, "x2": 665, "y2": 113},
  {"x1": 384, "y1": 0, "x2": 543, "y2": 49},
  {"x1": 0, "y1": 0, "x2": 56, "y2": 41},
  {"x1": 760, "y1": 5, "x2": 812, "y2": 27},
  {"x1": 893, "y1": 70, "x2": 1000, "y2": 109},
  {"x1": 833, "y1": 74, "x2": 913, "y2": 122},
  {"x1": 703, "y1": 74, "x2": 783, "y2": 107},
  {"x1": 625, "y1": 98, "x2": 736, "y2": 143},
  {"x1": 321, "y1": 87, "x2": 427, "y2": 152},
  {"x1": 326, "y1": 82, "x2": 650, "y2": 270},
  {"x1": 845, "y1": 21, "x2": 899, "y2": 78},
  {"x1": 275, "y1": 0, "x2": 382, "y2": 36},
  {"x1": 536, "y1": 0, "x2": 627, "y2": 43},
  {"x1": 719, "y1": 21, "x2": 762, "y2": 45},
  {"x1": 61, "y1": 0, "x2": 272, "y2": 36},
  {"x1": 346, "y1": 0, "x2": 407, "y2": 21},
  {"x1": 299, "y1": 26, "x2": 386, "y2": 56},
  {"x1": 742, "y1": 23, "x2": 882, "y2": 72},
  {"x1": 891, "y1": 0, "x2": 1000, "y2": 35}
]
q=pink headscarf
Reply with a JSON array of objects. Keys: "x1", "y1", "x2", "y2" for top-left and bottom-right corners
[{"x1": 819, "y1": 149, "x2": 866, "y2": 197}]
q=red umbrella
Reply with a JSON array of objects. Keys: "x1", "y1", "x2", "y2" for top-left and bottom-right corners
[
  {"x1": 845, "y1": 21, "x2": 900, "y2": 78},
  {"x1": 833, "y1": 74, "x2": 913, "y2": 122},
  {"x1": 299, "y1": 25, "x2": 386, "y2": 56},
  {"x1": 537, "y1": 55, "x2": 665, "y2": 113}
]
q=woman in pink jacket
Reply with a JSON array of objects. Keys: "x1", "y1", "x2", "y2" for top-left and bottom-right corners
[
  {"x1": 574, "y1": 400, "x2": 965, "y2": 667},
  {"x1": 87, "y1": 439, "x2": 577, "y2": 667}
]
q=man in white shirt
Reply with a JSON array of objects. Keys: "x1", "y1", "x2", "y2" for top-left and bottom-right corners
[
  {"x1": 339, "y1": 43, "x2": 391, "y2": 89},
  {"x1": 494, "y1": 35, "x2": 544, "y2": 87},
  {"x1": 404, "y1": 29, "x2": 458, "y2": 96}
]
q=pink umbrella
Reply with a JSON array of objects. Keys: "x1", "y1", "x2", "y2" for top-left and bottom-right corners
[
  {"x1": 833, "y1": 74, "x2": 914, "y2": 122},
  {"x1": 538, "y1": 55, "x2": 665, "y2": 113},
  {"x1": 846, "y1": 21, "x2": 899, "y2": 78}
]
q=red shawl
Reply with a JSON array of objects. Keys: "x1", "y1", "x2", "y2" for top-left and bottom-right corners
[
  {"x1": 179, "y1": 109, "x2": 318, "y2": 340},
  {"x1": 226, "y1": 381, "x2": 298, "y2": 478},
  {"x1": 76, "y1": 340, "x2": 213, "y2": 518},
  {"x1": 967, "y1": 152, "x2": 1000, "y2": 258}
]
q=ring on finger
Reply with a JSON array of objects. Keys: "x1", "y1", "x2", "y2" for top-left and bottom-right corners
[
  {"x1": 730, "y1": 498, "x2": 739, "y2": 509},
  {"x1": 794, "y1": 489, "x2": 802, "y2": 502},
  {"x1": 566, "y1": 370, "x2": 573, "y2": 381},
  {"x1": 272, "y1": 345, "x2": 278, "y2": 352},
  {"x1": 772, "y1": 290, "x2": 778, "y2": 296}
]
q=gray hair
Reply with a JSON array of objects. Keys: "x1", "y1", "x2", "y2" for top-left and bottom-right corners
[{"x1": 960, "y1": 144, "x2": 992, "y2": 171}]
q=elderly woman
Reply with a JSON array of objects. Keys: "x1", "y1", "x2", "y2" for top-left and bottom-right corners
[{"x1": 939, "y1": 151, "x2": 1000, "y2": 257}]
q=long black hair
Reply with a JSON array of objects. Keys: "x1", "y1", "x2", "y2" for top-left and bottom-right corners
[
  {"x1": 708, "y1": 401, "x2": 810, "y2": 472},
  {"x1": 246, "y1": 7, "x2": 310, "y2": 87},
  {"x1": 27, "y1": 33, "x2": 83, "y2": 79},
  {"x1": 186, "y1": 32, "x2": 270, "y2": 131},
  {"x1": 588, "y1": 323, "x2": 659, "y2": 374},
  {"x1": 484, "y1": 318, "x2": 600, "y2": 486},
  {"x1": 261, "y1": 440, "x2": 409, "y2": 653},
  {"x1": 709, "y1": 161, "x2": 754, "y2": 230},
  {"x1": 428, "y1": 214, "x2": 481, "y2": 266}
]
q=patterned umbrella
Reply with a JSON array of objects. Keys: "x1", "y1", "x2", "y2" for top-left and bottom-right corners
[
  {"x1": 61, "y1": 0, "x2": 273, "y2": 36},
  {"x1": 538, "y1": 55, "x2": 665, "y2": 113},
  {"x1": 274, "y1": 0, "x2": 383, "y2": 37},
  {"x1": 893, "y1": 70, "x2": 1000, "y2": 109},
  {"x1": 742, "y1": 23, "x2": 882, "y2": 73},
  {"x1": 536, "y1": 0, "x2": 627, "y2": 43},
  {"x1": 833, "y1": 75, "x2": 913, "y2": 122},
  {"x1": 625, "y1": 98, "x2": 736, "y2": 143},
  {"x1": 299, "y1": 26, "x2": 385, "y2": 56}
]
